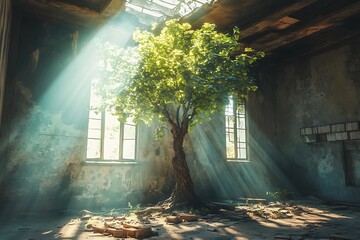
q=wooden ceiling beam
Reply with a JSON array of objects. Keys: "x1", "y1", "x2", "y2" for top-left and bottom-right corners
[
  {"x1": 251, "y1": 1, "x2": 360, "y2": 52},
  {"x1": 269, "y1": 22, "x2": 360, "y2": 62},
  {"x1": 24, "y1": 0, "x2": 100, "y2": 17},
  {"x1": 239, "y1": 0, "x2": 318, "y2": 39}
]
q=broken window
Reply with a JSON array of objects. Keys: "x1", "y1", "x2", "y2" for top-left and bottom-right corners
[
  {"x1": 225, "y1": 96, "x2": 248, "y2": 161},
  {"x1": 86, "y1": 83, "x2": 137, "y2": 162}
]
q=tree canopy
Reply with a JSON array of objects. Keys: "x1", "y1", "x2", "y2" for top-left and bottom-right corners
[{"x1": 96, "y1": 19, "x2": 264, "y2": 130}]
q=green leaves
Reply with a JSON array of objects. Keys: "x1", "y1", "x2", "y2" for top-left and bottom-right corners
[{"x1": 96, "y1": 19, "x2": 264, "y2": 129}]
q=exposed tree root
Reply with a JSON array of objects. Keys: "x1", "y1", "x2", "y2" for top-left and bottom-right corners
[{"x1": 135, "y1": 197, "x2": 237, "y2": 216}]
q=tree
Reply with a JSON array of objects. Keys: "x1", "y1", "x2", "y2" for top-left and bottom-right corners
[{"x1": 96, "y1": 19, "x2": 264, "y2": 207}]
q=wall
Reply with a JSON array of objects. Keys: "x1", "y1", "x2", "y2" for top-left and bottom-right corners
[
  {"x1": 0, "y1": 0, "x2": 11, "y2": 128},
  {"x1": 0, "y1": 10, "x2": 311, "y2": 213},
  {"x1": 263, "y1": 38, "x2": 360, "y2": 202},
  {"x1": 0, "y1": 14, "x2": 175, "y2": 212},
  {"x1": 1, "y1": 0, "x2": 359, "y2": 215}
]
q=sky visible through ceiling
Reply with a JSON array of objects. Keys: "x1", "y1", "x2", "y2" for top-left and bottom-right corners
[{"x1": 125, "y1": 0, "x2": 214, "y2": 24}]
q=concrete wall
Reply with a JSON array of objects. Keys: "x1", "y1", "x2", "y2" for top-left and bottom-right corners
[
  {"x1": 261, "y1": 38, "x2": 360, "y2": 202},
  {"x1": 0, "y1": 14, "x2": 176, "y2": 212}
]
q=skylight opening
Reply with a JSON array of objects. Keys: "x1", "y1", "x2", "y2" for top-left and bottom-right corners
[
  {"x1": 125, "y1": 0, "x2": 215, "y2": 25},
  {"x1": 142, "y1": 8, "x2": 163, "y2": 18},
  {"x1": 153, "y1": 0, "x2": 177, "y2": 9}
]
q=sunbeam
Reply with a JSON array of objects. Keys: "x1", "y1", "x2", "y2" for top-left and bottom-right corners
[{"x1": 0, "y1": 13, "x2": 143, "y2": 215}]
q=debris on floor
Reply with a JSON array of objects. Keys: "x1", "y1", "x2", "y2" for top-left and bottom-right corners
[{"x1": 1, "y1": 199, "x2": 360, "y2": 239}]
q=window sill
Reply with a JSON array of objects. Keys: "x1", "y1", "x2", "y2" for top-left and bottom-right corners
[
  {"x1": 83, "y1": 160, "x2": 140, "y2": 166},
  {"x1": 226, "y1": 159, "x2": 250, "y2": 163}
]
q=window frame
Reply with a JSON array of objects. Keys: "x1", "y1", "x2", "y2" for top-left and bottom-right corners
[
  {"x1": 85, "y1": 108, "x2": 139, "y2": 163},
  {"x1": 225, "y1": 96, "x2": 250, "y2": 162}
]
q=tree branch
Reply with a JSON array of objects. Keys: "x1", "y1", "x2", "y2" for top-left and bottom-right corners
[
  {"x1": 163, "y1": 105, "x2": 177, "y2": 129},
  {"x1": 176, "y1": 105, "x2": 181, "y2": 127}
]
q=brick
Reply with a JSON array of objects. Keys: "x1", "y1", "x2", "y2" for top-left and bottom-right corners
[
  {"x1": 345, "y1": 122, "x2": 359, "y2": 131},
  {"x1": 349, "y1": 131, "x2": 360, "y2": 140},
  {"x1": 327, "y1": 133, "x2": 337, "y2": 142},
  {"x1": 165, "y1": 216, "x2": 181, "y2": 224},
  {"x1": 107, "y1": 228, "x2": 124, "y2": 238},
  {"x1": 300, "y1": 128, "x2": 306, "y2": 136},
  {"x1": 312, "y1": 127, "x2": 318, "y2": 134},
  {"x1": 318, "y1": 125, "x2": 330, "y2": 134},
  {"x1": 331, "y1": 123, "x2": 345, "y2": 132},
  {"x1": 335, "y1": 132, "x2": 348, "y2": 141},
  {"x1": 304, "y1": 135, "x2": 317, "y2": 143},
  {"x1": 92, "y1": 225, "x2": 107, "y2": 234},
  {"x1": 304, "y1": 127, "x2": 312, "y2": 135},
  {"x1": 318, "y1": 134, "x2": 327, "y2": 142},
  {"x1": 179, "y1": 214, "x2": 198, "y2": 222}
]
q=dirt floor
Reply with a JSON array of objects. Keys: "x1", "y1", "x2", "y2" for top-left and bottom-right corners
[{"x1": 0, "y1": 200, "x2": 359, "y2": 240}]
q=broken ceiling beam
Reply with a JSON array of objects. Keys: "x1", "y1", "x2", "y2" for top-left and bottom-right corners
[
  {"x1": 238, "y1": 0, "x2": 318, "y2": 39},
  {"x1": 251, "y1": 1, "x2": 360, "y2": 52}
]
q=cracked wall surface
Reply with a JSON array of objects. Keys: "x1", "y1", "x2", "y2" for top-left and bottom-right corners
[{"x1": 261, "y1": 38, "x2": 360, "y2": 201}]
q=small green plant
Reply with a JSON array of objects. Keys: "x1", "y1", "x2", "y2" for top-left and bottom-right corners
[
  {"x1": 266, "y1": 189, "x2": 293, "y2": 200},
  {"x1": 127, "y1": 202, "x2": 141, "y2": 213}
]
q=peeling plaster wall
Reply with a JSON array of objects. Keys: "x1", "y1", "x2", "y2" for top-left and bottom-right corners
[
  {"x1": 0, "y1": 15, "x2": 175, "y2": 212},
  {"x1": 263, "y1": 38, "x2": 360, "y2": 202}
]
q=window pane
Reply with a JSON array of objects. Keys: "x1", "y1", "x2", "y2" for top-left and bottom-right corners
[
  {"x1": 87, "y1": 139, "x2": 101, "y2": 159},
  {"x1": 104, "y1": 111, "x2": 120, "y2": 160},
  {"x1": 238, "y1": 129, "x2": 246, "y2": 142},
  {"x1": 124, "y1": 124, "x2": 136, "y2": 139},
  {"x1": 237, "y1": 117, "x2": 246, "y2": 129},
  {"x1": 89, "y1": 109, "x2": 101, "y2": 119},
  {"x1": 123, "y1": 140, "x2": 135, "y2": 159},
  {"x1": 225, "y1": 97, "x2": 248, "y2": 160},
  {"x1": 88, "y1": 129, "x2": 101, "y2": 139},
  {"x1": 88, "y1": 118, "x2": 101, "y2": 129},
  {"x1": 226, "y1": 143, "x2": 235, "y2": 158},
  {"x1": 239, "y1": 148, "x2": 247, "y2": 159}
]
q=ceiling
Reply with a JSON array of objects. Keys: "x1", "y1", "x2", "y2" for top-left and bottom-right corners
[{"x1": 16, "y1": 0, "x2": 360, "y2": 56}]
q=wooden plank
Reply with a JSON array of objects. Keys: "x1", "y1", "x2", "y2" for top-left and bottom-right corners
[
  {"x1": 25, "y1": 0, "x2": 100, "y2": 16},
  {"x1": 254, "y1": 1, "x2": 360, "y2": 52},
  {"x1": 239, "y1": 0, "x2": 318, "y2": 39},
  {"x1": 268, "y1": 22, "x2": 360, "y2": 62}
]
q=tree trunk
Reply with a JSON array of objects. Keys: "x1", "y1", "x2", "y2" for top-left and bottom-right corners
[{"x1": 168, "y1": 126, "x2": 198, "y2": 206}]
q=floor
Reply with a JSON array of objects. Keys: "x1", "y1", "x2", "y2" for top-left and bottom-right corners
[{"x1": 0, "y1": 200, "x2": 359, "y2": 240}]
